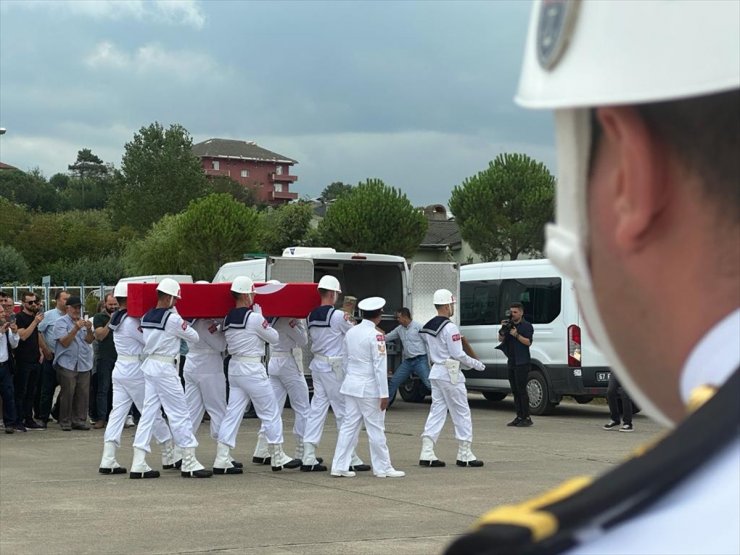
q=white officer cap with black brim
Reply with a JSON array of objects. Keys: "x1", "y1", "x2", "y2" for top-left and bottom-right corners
[{"x1": 358, "y1": 297, "x2": 386, "y2": 313}]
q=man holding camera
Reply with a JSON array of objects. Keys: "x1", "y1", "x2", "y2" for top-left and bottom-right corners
[{"x1": 498, "y1": 302, "x2": 534, "y2": 428}]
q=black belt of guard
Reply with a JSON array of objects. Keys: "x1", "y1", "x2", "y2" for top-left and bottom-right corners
[{"x1": 445, "y1": 367, "x2": 740, "y2": 555}]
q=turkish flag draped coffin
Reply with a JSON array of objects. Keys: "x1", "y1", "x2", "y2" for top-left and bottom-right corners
[{"x1": 126, "y1": 283, "x2": 321, "y2": 319}]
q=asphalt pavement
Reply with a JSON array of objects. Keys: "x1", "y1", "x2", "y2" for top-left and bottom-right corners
[{"x1": 0, "y1": 395, "x2": 664, "y2": 554}]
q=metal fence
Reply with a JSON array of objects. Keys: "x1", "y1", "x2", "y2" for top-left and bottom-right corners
[{"x1": 1, "y1": 284, "x2": 114, "y2": 313}]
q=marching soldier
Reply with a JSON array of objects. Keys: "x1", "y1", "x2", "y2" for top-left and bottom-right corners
[
  {"x1": 98, "y1": 282, "x2": 177, "y2": 476},
  {"x1": 419, "y1": 289, "x2": 486, "y2": 468},
  {"x1": 215, "y1": 276, "x2": 297, "y2": 474},
  {"x1": 130, "y1": 278, "x2": 211, "y2": 479},
  {"x1": 300, "y1": 275, "x2": 369, "y2": 473},
  {"x1": 252, "y1": 282, "x2": 311, "y2": 467},
  {"x1": 447, "y1": 1, "x2": 739, "y2": 553},
  {"x1": 331, "y1": 297, "x2": 404, "y2": 479}
]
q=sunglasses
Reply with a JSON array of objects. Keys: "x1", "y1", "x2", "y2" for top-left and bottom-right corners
[{"x1": 25, "y1": 300, "x2": 39, "y2": 305}]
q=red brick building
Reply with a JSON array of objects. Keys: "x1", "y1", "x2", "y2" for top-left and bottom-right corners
[{"x1": 192, "y1": 138, "x2": 298, "y2": 204}]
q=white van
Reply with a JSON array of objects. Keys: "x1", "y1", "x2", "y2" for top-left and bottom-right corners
[
  {"x1": 267, "y1": 251, "x2": 459, "y2": 401},
  {"x1": 212, "y1": 259, "x2": 266, "y2": 283},
  {"x1": 116, "y1": 275, "x2": 193, "y2": 285},
  {"x1": 459, "y1": 259, "x2": 612, "y2": 415}
]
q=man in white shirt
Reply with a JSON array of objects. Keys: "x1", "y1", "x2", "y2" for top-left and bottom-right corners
[{"x1": 384, "y1": 307, "x2": 431, "y2": 406}]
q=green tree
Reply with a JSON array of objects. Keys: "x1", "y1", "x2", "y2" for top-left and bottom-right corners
[
  {"x1": 68, "y1": 148, "x2": 108, "y2": 179},
  {"x1": 0, "y1": 168, "x2": 67, "y2": 212},
  {"x1": 260, "y1": 202, "x2": 315, "y2": 254},
  {"x1": 110, "y1": 122, "x2": 208, "y2": 231},
  {"x1": 43, "y1": 253, "x2": 126, "y2": 285},
  {"x1": 318, "y1": 178, "x2": 427, "y2": 258},
  {"x1": 15, "y1": 210, "x2": 121, "y2": 276},
  {"x1": 209, "y1": 175, "x2": 257, "y2": 206},
  {"x1": 320, "y1": 181, "x2": 353, "y2": 202},
  {"x1": 123, "y1": 214, "x2": 186, "y2": 276},
  {"x1": 63, "y1": 149, "x2": 115, "y2": 210},
  {"x1": 449, "y1": 153, "x2": 555, "y2": 261},
  {"x1": 0, "y1": 245, "x2": 30, "y2": 283},
  {"x1": 0, "y1": 197, "x2": 30, "y2": 246},
  {"x1": 176, "y1": 194, "x2": 261, "y2": 279}
]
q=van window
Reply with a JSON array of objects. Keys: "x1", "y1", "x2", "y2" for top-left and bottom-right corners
[
  {"x1": 499, "y1": 278, "x2": 562, "y2": 324},
  {"x1": 460, "y1": 280, "x2": 500, "y2": 326},
  {"x1": 461, "y1": 277, "x2": 561, "y2": 325}
]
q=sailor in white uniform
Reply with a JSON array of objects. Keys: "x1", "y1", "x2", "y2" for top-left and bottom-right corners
[
  {"x1": 130, "y1": 278, "x2": 211, "y2": 479},
  {"x1": 446, "y1": 2, "x2": 739, "y2": 553},
  {"x1": 331, "y1": 297, "x2": 404, "y2": 478},
  {"x1": 252, "y1": 281, "x2": 310, "y2": 466},
  {"x1": 182, "y1": 315, "x2": 244, "y2": 472},
  {"x1": 98, "y1": 282, "x2": 176, "y2": 476},
  {"x1": 214, "y1": 276, "x2": 297, "y2": 474},
  {"x1": 300, "y1": 275, "x2": 369, "y2": 473},
  {"x1": 419, "y1": 289, "x2": 486, "y2": 468}
]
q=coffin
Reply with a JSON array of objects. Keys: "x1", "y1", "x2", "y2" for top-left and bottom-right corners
[{"x1": 126, "y1": 282, "x2": 321, "y2": 319}]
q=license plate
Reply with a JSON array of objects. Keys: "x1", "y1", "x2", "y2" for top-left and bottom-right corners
[{"x1": 596, "y1": 372, "x2": 610, "y2": 382}]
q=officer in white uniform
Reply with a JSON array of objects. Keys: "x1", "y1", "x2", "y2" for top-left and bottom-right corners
[
  {"x1": 447, "y1": 2, "x2": 739, "y2": 554},
  {"x1": 331, "y1": 297, "x2": 404, "y2": 479},
  {"x1": 214, "y1": 276, "x2": 297, "y2": 474},
  {"x1": 419, "y1": 289, "x2": 486, "y2": 468},
  {"x1": 99, "y1": 282, "x2": 176, "y2": 476},
  {"x1": 300, "y1": 275, "x2": 369, "y2": 473},
  {"x1": 130, "y1": 278, "x2": 211, "y2": 479},
  {"x1": 252, "y1": 281, "x2": 311, "y2": 466}
]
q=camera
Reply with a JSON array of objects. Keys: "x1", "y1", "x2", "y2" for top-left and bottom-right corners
[{"x1": 499, "y1": 310, "x2": 515, "y2": 336}]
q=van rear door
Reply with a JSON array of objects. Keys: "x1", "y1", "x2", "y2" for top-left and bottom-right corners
[
  {"x1": 410, "y1": 262, "x2": 459, "y2": 326},
  {"x1": 267, "y1": 257, "x2": 315, "y2": 283}
]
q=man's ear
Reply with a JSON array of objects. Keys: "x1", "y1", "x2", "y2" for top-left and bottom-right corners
[{"x1": 595, "y1": 106, "x2": 670, "y2": 252}]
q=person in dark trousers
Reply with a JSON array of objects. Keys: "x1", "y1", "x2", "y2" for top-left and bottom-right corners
[
  {"x1": 603, "y1": 373, "x2": 635, "y2": 432},
  {"x1": 92, "y1": 294, "x2": 119, "y2": 428},
  {"x1": 14, "y1": 292, "x2": 47, "y2": 431},
  {"x1": 0, "y1": 292, "x2": 19, "y2": 433},
  {"x1": 497, "y1": 301, "x2": 534, "y2": 427}
]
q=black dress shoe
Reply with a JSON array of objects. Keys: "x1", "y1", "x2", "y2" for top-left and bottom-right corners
[
  {"x1": 252, "y1": 456, "x2": 271, "y2": 465},
  {"x1": 456, "y1": 459, "x2": 485, "y2": 467},
  {"x1": 349, "y1": 464, "x2": 371, "y2": 472},
  {"x1": 213, "y1": 466, "x2": 243, "y2": 475},
  {"x1": 129, "y1": 469, "x2": 160, "y2": 479},
  {"x1": 4, "y1": 427, "x2": 15, "y2": 434},
  {"x1": 162, "y1": 459, "x2": 182, "y2": 470},
  {"x1": 99, "y1": 466, "x2": 127, "y2": 475},
  {"x1": 419, "y1": 459, "x2": 446, "y2": 467},
  {"x1": 231, "y1": 460, "x2": 243, "y2": 469},
  {"x1": 300, "y1": 463, "x2": 327, "y2": 472},
  {"x1": 506, "y1": 417, "x2": 522, "y2": 427},
  {"x1": 72, "y1": 424, "x2": 91, "y2": 431},
  {"x1": 181, "y1": 468, "x2": 213, "y2": 478},
  {"x1": 516, "y1": 417, "x2": 533, "y2": 427}
]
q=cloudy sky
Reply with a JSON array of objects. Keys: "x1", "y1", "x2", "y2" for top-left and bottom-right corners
[{"x1": 0, "y1": 0, "x2": 555, "y2": 206}]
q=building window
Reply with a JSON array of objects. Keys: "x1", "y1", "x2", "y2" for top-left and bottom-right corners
[
  {"x1": 212, "y1": 160, "x2": 220, "y2": 170},
  {"x1": 241, "y1": 169, "x2": 249, "y2": 178},
  {"x1": 274, "y1": 183, "x2": 283, "y2": 193},
  {"x1": 275, "y1": 165, "x2": 283, "y2": 175}
]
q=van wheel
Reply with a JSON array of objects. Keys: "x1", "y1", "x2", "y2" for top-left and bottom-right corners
[
  {"x1": 527, "y1": 370, "x2": 556, "y2": 415},
  {"x1": 482, "y1": 392, "x2": 507, "y2": 402},
  {"x1": 398, "y1": 378, "x2": 427, "y2": 403}
]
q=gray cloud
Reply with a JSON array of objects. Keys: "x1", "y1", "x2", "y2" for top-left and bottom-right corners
[{"x1": 0, "y1": 0, "x2": 555, "y2": 205}]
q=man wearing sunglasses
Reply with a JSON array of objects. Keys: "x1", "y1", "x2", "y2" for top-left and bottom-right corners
[{"x1": 14, "y1": 292, "x2": 47, "y2": 432}]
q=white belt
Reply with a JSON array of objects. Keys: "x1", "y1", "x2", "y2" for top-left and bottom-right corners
[
  {"x1": 188, "y1": 349, "x2": 221, "y2": 355},
  {"x1": 117, "y1": 355, "x2": 141, "y2": 362},
  {"x1": 232, "y1": 355, "x2": 263, "y2": 363},
  {"x1": 269, "y1": 351, "x2": 293, "y2": 358},
  {"x1": 147, "y1": 355, "x2": 177, "y2": 364},
  {"x1": 313, "y1": 353, "x2": 343, "y2": 363}
]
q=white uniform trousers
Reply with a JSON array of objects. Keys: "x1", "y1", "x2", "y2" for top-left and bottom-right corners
[
  {"x1": 421, "y1": 378, "x2": 473, "y2": 443},
  {"x1": 132, "y1": 373, "x2": 198, "y2": 452},
  {"x1": 302, "y1": 371, "x2": 345, "y2": 446},
  {"x1": 332, "y1": 396, "x2": 392, "y2": 475},
  {"x1": 184, "y1": 371, "x2": 226, "y2": 440},
  {"x1": 104, "y1": 371, "x2": 172, "y2": 447},
  {"x1": 268, "y1": 370, "x2": 311, "y2": 440},
  {"x1": 218, "y1": 373, "x2": 284, "y2": 449}
]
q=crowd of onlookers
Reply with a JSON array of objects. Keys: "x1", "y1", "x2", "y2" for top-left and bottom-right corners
[{"x1": 0, "y1": 290, "x2": 135, "y2": 434}]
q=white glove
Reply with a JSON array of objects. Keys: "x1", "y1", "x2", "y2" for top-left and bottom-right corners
[{"x1": 475, "y1": 361, "x2": 485, "y2": 372}]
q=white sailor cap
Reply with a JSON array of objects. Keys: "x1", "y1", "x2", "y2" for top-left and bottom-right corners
[{"x1": 358, "y1": 296, "x2": 386, "y2": 312}]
